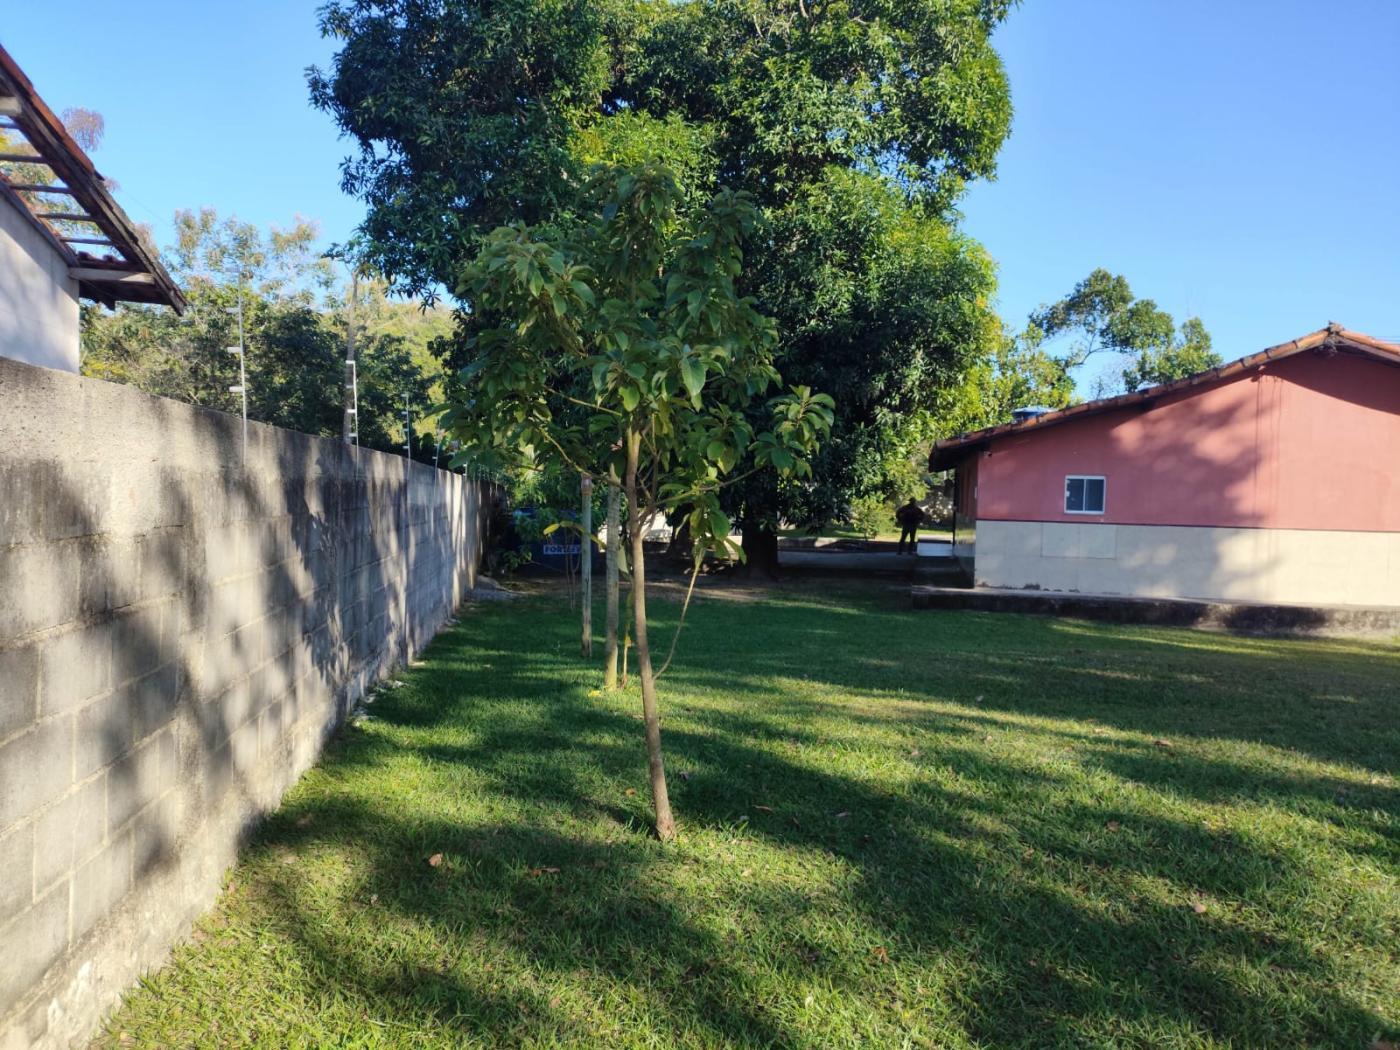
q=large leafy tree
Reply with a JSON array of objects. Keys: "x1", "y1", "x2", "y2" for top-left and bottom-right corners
[
  {"x1": 309, "y1": 0, "x2": 1014, "y2": 569},
  {"x1": 733, "y1": 168, "x2": 998, "y2": 563},
  {"x1": 936, "y1": 321, "x2": 1076, "y2": 437},
  {"x1": 444, "y1": 163, "x2": 832, "y2": 838},
  {"x1": 1029, "y1": 268, "x2": 1221, "y2": 398}
]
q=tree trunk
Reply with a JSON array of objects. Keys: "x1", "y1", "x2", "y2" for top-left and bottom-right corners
[
  {"x1": 603, "y1": 479, "x2": 621, "y2": 689},
  {"x1": 624, "y1": 430, "x2": 676, "y2": 841},
  {"x1": 740, "y1": 521, "x2": 781, "y2": 579}
]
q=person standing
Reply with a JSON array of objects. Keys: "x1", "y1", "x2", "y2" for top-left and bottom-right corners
[{"x1": 896, "y1": 499, "x2": 924, "y2": 555}]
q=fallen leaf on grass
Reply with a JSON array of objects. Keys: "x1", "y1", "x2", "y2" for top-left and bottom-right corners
[
  {"x1": 1154, "y1": 738, "x2": 1174, "y2": 749},
  {"x1": 908, "y1": 748, "x2": 922, "y2": 758},
  {"x1": 753, "y1": 804, "x2": 773, "y2": 813},
  {"x1": 833, "y1": 811, "x2": 851, "y2": 820},
  {"x1": 1191, "y1": 901, "x2": 1207, "y2": 914},
  {"x1": 527, "y1": 866, "x2": 561, "y2": 877},
  {"x1": 624, "y1": 788, "x2": 637, "y2": 796},
  {"x1": 294, "y1": 814, "x2": 314, "y2": 828},
  {"x1": 427, "y1": 853, "x2": 444, "y2": 868},
  {"x1": 1105, "y1": 821, "x2": 1121, "y2": 832},
  {"x1": 871, "y1": 946, "x2": 890, "y2": 964},
  {"x1": 740, "y1": 868, "x2": 752, "y2": 878},
  {"x1": 973, "y1": 695, "x2": 984, "y2": 704}
]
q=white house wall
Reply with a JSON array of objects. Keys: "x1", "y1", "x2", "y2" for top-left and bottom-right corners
[
  {"x1": 0, "y1": 194, "x2": 80, "y2": 373},
  {"x1": 975, "y1": 519, "x2": 1400, "y2": 607}
]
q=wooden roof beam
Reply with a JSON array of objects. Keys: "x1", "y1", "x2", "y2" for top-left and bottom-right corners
[{"x1": 69, "y1": 266, "x2": 154, "y2": 284}]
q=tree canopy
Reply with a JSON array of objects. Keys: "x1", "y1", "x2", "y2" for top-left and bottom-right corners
[
  {"x1": 1029, "y1": 268, "x2": 1222, "y2": 398},
  {"x1": 310, "y1": 0, "x2": 1015, "y2": 563}
]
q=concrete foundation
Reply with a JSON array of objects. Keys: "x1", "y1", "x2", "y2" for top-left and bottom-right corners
[
  {"x1": 910, "y1": 583, "x2": 1400, "y2": 637},
  {"x1": 974, "y1": 519, "x2": 1400, "y2": 607}
]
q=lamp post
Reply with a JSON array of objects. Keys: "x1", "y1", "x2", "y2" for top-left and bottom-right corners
[{"x1": 226, "y1": 289, "x2": 248, "y2": 466}]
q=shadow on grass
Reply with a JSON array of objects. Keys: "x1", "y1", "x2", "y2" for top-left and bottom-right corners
[{"x1": 103, "y1": 585, "x2": 1398, "y2": 1048}]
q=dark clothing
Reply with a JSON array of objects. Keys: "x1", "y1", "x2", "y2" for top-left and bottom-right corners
[{"x1": 895, "y1": 503, "x2": 923, "y2": 555}]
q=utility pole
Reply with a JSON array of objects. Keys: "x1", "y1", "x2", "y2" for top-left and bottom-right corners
[
  {"x1": 226, "y1": 287, "x2": 248, "y2": 466},
  {"x1": 581, "y1": 474, "x2": 593, "y2": 658},
  {"x1": 343, "y1": 271, "x2": 359, "y2": 445}
]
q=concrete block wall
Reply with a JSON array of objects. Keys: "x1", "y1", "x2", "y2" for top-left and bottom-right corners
[{"x1": 0, "y1": 356, "x2": 485, "y2": 1049}]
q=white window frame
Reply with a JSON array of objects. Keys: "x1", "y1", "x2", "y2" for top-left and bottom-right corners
[{"x1": 1064, "y1": 475, "x2": 1106, "y2": 515}]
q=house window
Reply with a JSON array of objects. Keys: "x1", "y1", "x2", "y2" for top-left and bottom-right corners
[{"x1": 1065, "y1": 475, "x2": 1106, "y2": 515}]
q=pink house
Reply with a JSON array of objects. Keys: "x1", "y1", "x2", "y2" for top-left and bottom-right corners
[{"x1": 929, "y1": 325, "x2": 1400, "y2": 607}]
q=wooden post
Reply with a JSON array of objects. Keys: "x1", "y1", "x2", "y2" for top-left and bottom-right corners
[
  {"x1": 581, "y1": 474, "x2": 593, "y2": 658},
  {"x1": 603, "y1": 478, "x2": 621, "y2": 688}
]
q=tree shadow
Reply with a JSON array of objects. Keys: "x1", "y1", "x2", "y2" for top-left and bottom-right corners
[{"x1": 146, "y1": 585, "x2": 1400, "y2": 1048}]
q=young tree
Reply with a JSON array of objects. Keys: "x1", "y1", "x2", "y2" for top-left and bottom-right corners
[{"x1": 442, "y1": 163, "x2": 832, "y2": 839}]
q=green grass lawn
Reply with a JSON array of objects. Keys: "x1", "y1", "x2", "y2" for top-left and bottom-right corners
[{"x1": 100, "y1": 580, "x2": 1398, "y2": 1049}]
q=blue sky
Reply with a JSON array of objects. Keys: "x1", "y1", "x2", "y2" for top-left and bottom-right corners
[
  {"x1": 5, "y1": 1, "x2": 1398, "y2": 361},
  {"x1": 962, "y1": 1, "x2": 1400, "y2": 358}
]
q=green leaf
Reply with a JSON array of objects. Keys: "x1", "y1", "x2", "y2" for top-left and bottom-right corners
[
  {"x1": 619, "y1": 385, "x2": 640, "y2": 412},
  {"x1": 681, "y1": 358, "x2": 705, "y2": 400}
]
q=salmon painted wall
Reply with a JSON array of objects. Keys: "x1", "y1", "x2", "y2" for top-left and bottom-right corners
[{"x1": 975, "y1": 351, "x2": 1400, "y2": 532}]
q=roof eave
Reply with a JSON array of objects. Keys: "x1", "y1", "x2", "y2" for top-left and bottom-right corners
[
  {"x1": 928, "y1": 325, "x2": 1400, "y2": 468},
  {"x1": 0, "y1": 43, "x2": 185, "y2": 314}
]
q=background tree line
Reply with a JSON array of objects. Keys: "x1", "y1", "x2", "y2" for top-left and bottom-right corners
[{"x1": 80, "y1": 209, "x2": 453, "y2": 462}]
